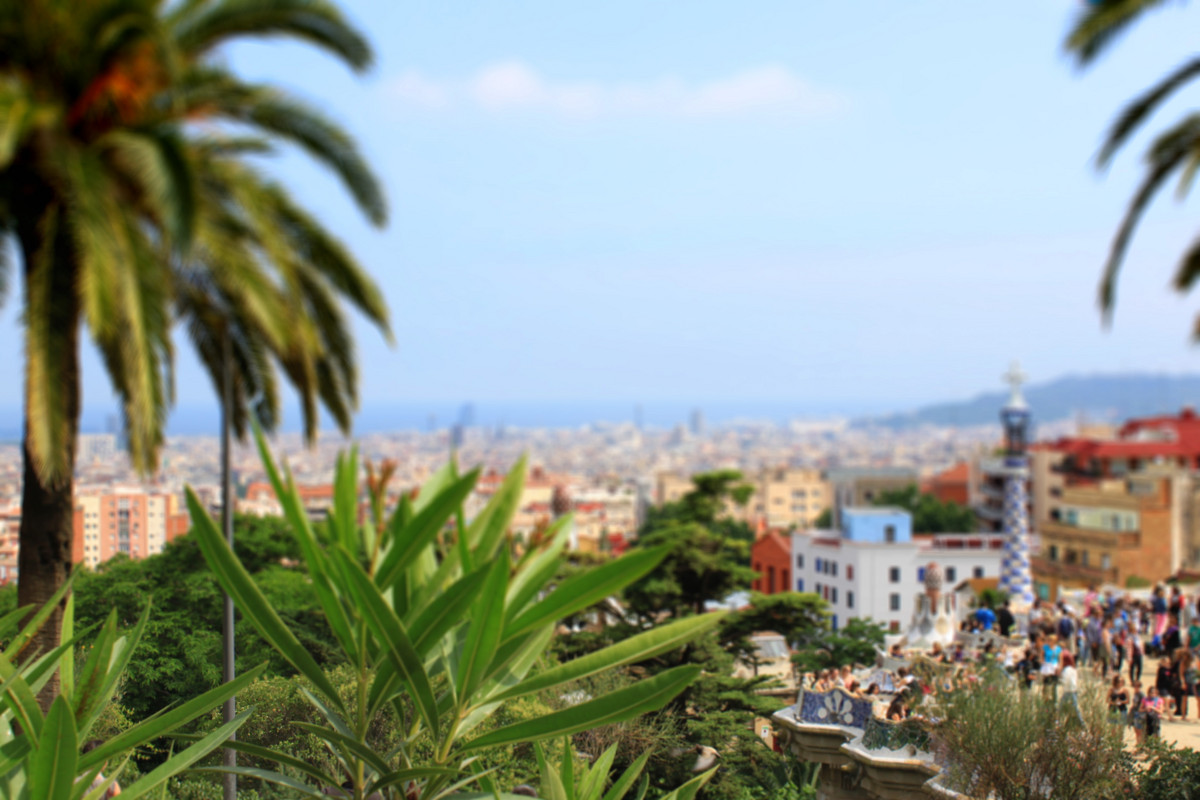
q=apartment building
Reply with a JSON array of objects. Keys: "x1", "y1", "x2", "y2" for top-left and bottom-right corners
[
  {"x1": 656, "y1": 467, "x2": 830, "y2": 531},
  {"x1": 242, "y1": 481, "x2": 336, "y2": 520},
  {"x1": 825, "y1": 467, "x2": 918, "y2": 529},
  {"x1": 751, "y1": 467, "x2": 830, "y2": 530},
  {"x1": 73, "y1": 488, "x2": 189, "y2": 569},
  {"x1": 1029, "y1": 408, "x2": 1200, "y2": 597}
]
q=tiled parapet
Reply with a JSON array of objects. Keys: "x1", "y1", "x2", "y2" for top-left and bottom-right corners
[
  {"x1": 774, "y1": 691, "x2": 952, "y2": 800},
  {"x1": 797, "y1": 687, "x2": 876, "y2": 730},
  {"x1": 861, "y1": 717, "x2": 931, "y2": 753}
]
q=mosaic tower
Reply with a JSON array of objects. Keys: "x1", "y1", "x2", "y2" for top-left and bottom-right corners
[{"x1": 997, "y1": 361, "x2": 1035, "y2": 605}]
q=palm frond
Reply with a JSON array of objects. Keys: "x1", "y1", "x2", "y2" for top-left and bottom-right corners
[
  {"x1": 1066, "y1": 0, "x2": 1173, "y2": 67},
  {"x1": 1098, "y1": 56, "x2": 1200, "y2": 167},
  {"x1": 1099, "y1": 113, "x2": 1200, "y2": 319},
  {"x1": 63, "y1": 146, "x2": 171, "y2": 474},
  {"x1": 0, "y1": 228, "x2": 12, "y2": 309},
  {"x1": 294, "y1": 263, "x2": 357, "y2": 430},
  {"x1": 176, "y1": 70, "x2": 386, "y2": 224},
  {"x1": 1172, "y1": 235, "x2": 1200, "y2": 296},
  {"x1": 171, "y1": 0, "x2": 372, "y2": 71},
  {"x1": 257, "y1": 178, "x2": 389, "y2": 334},
  {"x1": 100, "y1": 126, "x2": 198, "y2": 253}
]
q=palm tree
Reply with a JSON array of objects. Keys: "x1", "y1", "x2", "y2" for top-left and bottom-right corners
[
  {"x1": 0, "y1": 0, "x2": 390, "y2": 691},
  {"x1": 1067, "y1": 1, "x2": 1200, "y2": 334}
]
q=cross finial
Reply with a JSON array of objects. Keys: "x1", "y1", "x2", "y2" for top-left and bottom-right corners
[{"x1": 1002, "y1": 360, "x2": 1028, "y2": 409}]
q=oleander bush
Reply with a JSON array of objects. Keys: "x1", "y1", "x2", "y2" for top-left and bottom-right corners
[{"x1": 187, "y1": 427, "x2": 723, "y2": 799}]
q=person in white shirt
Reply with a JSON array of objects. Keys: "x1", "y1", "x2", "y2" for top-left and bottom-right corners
[{"x1": 1060, "y1": 652, "x2": 1084, "y2": 725}]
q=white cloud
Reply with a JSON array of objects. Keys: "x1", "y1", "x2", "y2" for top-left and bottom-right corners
[{"x1": 385, "y1": 61, "x2": 844, "y2": 119}]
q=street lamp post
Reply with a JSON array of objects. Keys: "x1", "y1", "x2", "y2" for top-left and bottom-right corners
[{"x1": 221, "y1": 332, "x2": 237, "y2": 800}]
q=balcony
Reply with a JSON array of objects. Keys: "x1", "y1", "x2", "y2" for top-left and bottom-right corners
[
  {"x1": 980, "y1": 458, "x2": 1026, "y2": 478},
  {"x1": 974, "y1": 504, "x2": 1003, "y2": 522},
  {"x1": 1038, "y1": 519, "x2": 1141, "y2": 549},
  {"x1": 979, "y1": 481, "x2": 1005, "y2": 501},
  {"x1": 1032, "y1": 556, "x2": 1119, "y2": 585}
]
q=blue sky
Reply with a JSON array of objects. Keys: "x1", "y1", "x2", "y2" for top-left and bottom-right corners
[{"x1": 18, "y1": 1, "x2": 1200, "y2": 431}]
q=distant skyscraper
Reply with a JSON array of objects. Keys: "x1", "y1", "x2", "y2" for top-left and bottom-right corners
[
  {"x1": 77, "y1": 433, "x2": 118, "y2": 465},
  {"x1": 459, "y1": 403, "x2": 475, "y2": 428},
  {"x1": 997, "y1": 361, "x2": 1035, "y2": 606},
  {"x1": 690, "y1": 408, "x2": 705, "y2": 437}
]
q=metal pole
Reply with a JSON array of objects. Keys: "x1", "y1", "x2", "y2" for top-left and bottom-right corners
[{"x1": 221, "y1": 331, "x2": 237, "y2": 800}]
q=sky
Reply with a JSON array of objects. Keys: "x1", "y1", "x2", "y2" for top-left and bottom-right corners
[{"x1": 15, "y1": 1, "x2": 1200, "y2": 432}]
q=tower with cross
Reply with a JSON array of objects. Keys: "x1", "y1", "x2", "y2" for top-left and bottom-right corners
[{"x1": 997, "y1": 360, "x2": 1035, "y2": 606}]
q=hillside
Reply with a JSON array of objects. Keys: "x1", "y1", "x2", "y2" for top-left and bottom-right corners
[{"x1": 862, "y1": 373, "x2": 1200, "y2": 429}]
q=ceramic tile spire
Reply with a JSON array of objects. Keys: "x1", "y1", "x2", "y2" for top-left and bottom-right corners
[{"x1": 997, "y1": 360, "x2": 1035, "y2": 605}]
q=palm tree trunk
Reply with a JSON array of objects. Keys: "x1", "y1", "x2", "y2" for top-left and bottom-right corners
[{"x1": 14, "y1": 187, "x2": 81, "y2": 711}]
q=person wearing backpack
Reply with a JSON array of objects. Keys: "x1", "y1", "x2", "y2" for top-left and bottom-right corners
[{"x1": 1058, "y1": 613, "x2": 1076, "y2": 655}]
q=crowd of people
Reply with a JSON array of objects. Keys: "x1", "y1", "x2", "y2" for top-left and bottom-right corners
[{"x1": 797, "y1": 582, "x2": 1200, "y2": 746}]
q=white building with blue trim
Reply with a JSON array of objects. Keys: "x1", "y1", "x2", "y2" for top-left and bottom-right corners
[{"x1": 791, "y1": 507, "x2": 1005, "y2": 634}]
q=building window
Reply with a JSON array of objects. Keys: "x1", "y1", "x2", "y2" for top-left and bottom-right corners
[
  {"x1": 847, "y1": 565, "x2": 854, "y2": 580},
  {"x1": 1048, "y1": 545, "x2": 1059, "y2": 561},
  {"x1": 1081, "y1": 551, "x2": 1090, "y2": 567},
  {"x1": 973, "y1": 567, "x2": 984, "y2": 579},
  {"x1": 847, "y1": 591, "x2": 855, "y2": 609},
  {"x1": 797, "y1": 579, "x2": 804, "y2": 592},
  {"x1": 815, "y1": 558, "x2": 822, "y2": 573},
  {"x1": 796, "y1": 554, "x2": 804, "y2": 569},
  {"x1": 831, "y1": 587, "x2": 838, "y2": 604},
  {"x1": 832, "y1": 562, "x2": 838, "y2": 578},
  {"x1": 890, "y1": 593, "x2": 901, "y2": 611},
  {"x1": 945, "y1": 567, "x2": 957, "y2": 584},
  {"x1": 885, "y1": 525, "x2": 896, "y2": 543},
  {"x1": 831, "y1": 615, "x2": 838, "y2": 632},
  {"x1": 917, "y1": 566, "x2": 925, "y2": 582},
  {"x1": 889, "y1": 567, "x2": 900, "y2": 583},
  {"x1": 889, "y1": 620, "x2": 901, "y2": 633}
]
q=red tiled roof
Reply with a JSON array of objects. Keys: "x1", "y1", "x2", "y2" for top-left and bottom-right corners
[
  {"x1": 933, "y1": 462, "x2": 971, "y2": 484},
  {"x1": 1039, "y1": 408, "x2": 1200, "y2": 461}
]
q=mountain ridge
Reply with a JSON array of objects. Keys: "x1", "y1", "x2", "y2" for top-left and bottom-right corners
[{"x1": 860, "y1": 372, "x2": 1200, "y2": 429}]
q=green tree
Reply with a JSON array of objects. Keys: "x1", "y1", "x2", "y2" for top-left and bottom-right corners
[
  {"x1": 873, "y1": 485, "x2": 975, "y2": 533},
  {"x1": 791, "y1": 617, "x2": 886, "y2": 674},
  {"x1": 73, "y1": 514, "x2": 338, "y2": 722},
  {"x1": 644, "y1": 470, "x2": 757, "y2": 543},
  {"x1": 625, "y1": 524, "x2": 757, "y2": 619},
  {"x1": 0, "y1": 0, "x2": 389, "y2": 682},
  {"x1": 721, "y1": 592, "x2": 828, "y2": 674},
  {"x1": 812, "y1": 508, "x2": 833, "y2": 529},
  {"x1": 1065, "y1": 2, "x2": 1200, "y2": 334},
  {"x1": 627, "y1": 472, "x2": 760, "y2": 619}
]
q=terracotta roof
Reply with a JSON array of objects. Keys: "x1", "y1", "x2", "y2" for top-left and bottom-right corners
[
  {"x1": 932, "y1": 462, "x2": 970, "y2": 484},
  {"x1": 1039, "y1": 408, "x2": 1200, "y2": 461}
]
